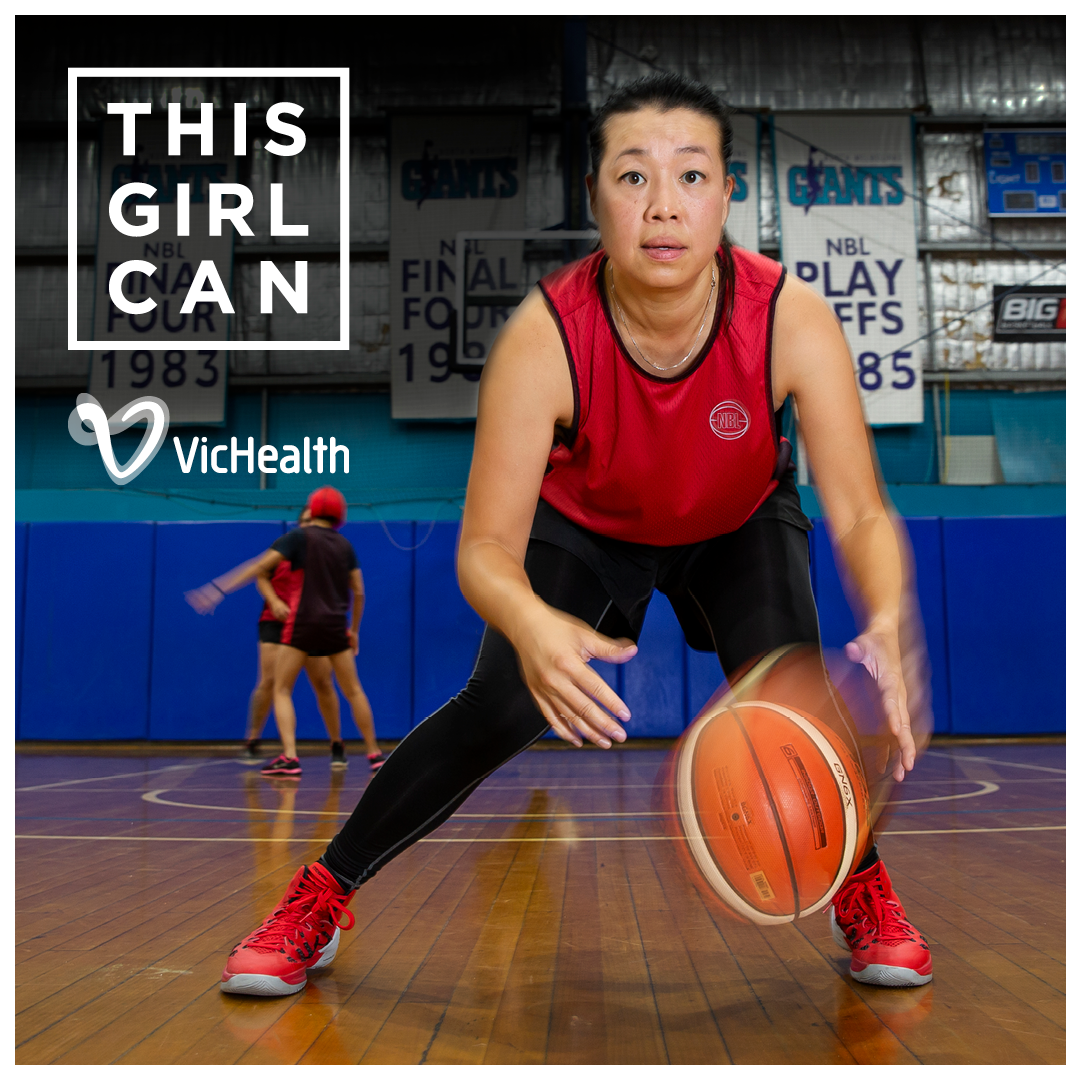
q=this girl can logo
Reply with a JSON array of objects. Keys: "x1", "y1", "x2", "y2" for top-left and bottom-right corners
[{"x1": 709, "y1": 400, "x2": 750, "y2": 440}]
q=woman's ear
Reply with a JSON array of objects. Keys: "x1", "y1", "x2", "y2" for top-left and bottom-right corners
[{"x1": 720, "y1": 171, "x2": 735, "y2": 229}]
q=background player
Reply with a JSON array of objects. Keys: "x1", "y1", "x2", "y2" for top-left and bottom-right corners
[
  {"x1": 244, "y1": 507, "x2": 350, "y2": 768},
  {"x1": 186, "y1": 488, "x2": 385, "y2": 776}
]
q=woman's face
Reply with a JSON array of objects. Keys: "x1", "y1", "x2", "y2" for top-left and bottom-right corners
[
  {"x1": 589, "y1": 106, "x2": 733, "y2": 291},
  {"x1": 299, "y1": 509, "x2": 311, "y2": 526}
]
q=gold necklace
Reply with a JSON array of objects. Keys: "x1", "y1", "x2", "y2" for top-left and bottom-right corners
[{"x1": 609, "y1": 262, "x2": 716, "y2": 373}]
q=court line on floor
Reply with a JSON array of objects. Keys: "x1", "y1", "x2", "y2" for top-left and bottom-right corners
[
  {"x1": 17, "y1": 778, "x2": 1056, "y2": 801},
  {"x1": 139, "y1": 779, "x2": 1000, "y2": 817},
  {"x1": 14, "y1": 824, "x2": 1065, "y2": 843},
  {"x1": 924, "y1": 751, "x2": 1065, "y2": 774},
  {"x1": 15, "y1": 756, "x2": 1064, "y2": 793},
  {"x1": 878, "y1": 824, "x2": 1066, "y2": 836},
  {"x1": 139, "y1": 794, "x2": 678, "y2": 816},
  {"x1": 117, "y1": 777, "x2": 1025, "y2": 794},
  {"x1": 884, "y1": 781, "x2": 999, "y2": 804},
  {"x1": 15, "y1": 758, "x2": 256, "y2": 792},
  {"x1": 122, "y1": 776, "x2": 1064, "y2": 791}
]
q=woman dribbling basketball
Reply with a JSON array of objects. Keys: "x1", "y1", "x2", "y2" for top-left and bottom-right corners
[{"x1": 221, "y1": 73, "x2": 932, "y2": 998}]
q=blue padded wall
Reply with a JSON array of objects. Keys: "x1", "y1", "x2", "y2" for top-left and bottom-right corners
[
  {"x1": 903, "y1": 518, "x2": 951, "y2": 733},
  {"x1": 686, "y1": 647, "x2": 725, "y2": 722},
  {"x1": 943, "y1": 517, "x2": 1064, "y2": 734},
  {"x1": 150, "y1": 522, "x2": 286, "y2": 740},
  {"x1": 412, "y1": 521, "x2": 485, "y2": 727},
  {"x1": 810, "y1": 518, "x2": 952, "y2": 733},
  {"x1": 623, "y1": 593, "x2": 687, "y2": 737},
  {"x1": 21, "y1": 522, "x2": 155, "y2": 739},
  {"x1": 15, "y1": 523, "x2": 28, "y2": 736},
  {"x1": 13, "y1": 515, "x2": 1065, "y2": 741},
  {"x1": 341, "y1": 522, "x2": 414, "y2": 740},
  {"x1": 809, "y1": 521, "x2": 859, "y2": 650}
]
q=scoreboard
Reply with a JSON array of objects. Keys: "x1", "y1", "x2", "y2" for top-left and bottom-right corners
[{"x1": 984, "y1": 129, "x2": 1065, "y2": 217}]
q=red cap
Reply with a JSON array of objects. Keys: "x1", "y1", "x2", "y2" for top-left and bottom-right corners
[{"x1": 306, "y1": 486, "x2": 347, "y2": 528}]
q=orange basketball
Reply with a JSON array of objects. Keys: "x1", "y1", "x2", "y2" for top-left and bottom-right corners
[{"x1": 673, "y1": 698, "x2": 871, "y2": 925}]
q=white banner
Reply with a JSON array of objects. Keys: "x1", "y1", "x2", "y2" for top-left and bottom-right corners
[
  {"x1": 725, "y1": 114, "x2": 759, "y2": 253},
  {"x1": 390, "y1": 114, "x2": 527, "y2": 420},
  {"x1": 90, "y1": 119, "x2": 231, "y2": 424},
  {"x1": 774, "y1": 114, "x2": 922, "y2": 425}
]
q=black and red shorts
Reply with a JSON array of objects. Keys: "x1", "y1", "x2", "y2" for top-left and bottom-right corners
[{"x1": 283, "y1": 624, "x2": 350, "y2": 658}]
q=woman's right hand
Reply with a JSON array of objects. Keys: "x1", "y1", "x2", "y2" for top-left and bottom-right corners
[
  {"x1": 185, "y1": 584, "x2": 223, "y2": 615},
  {"x1": 269, "y1": 598, "x2": 291, "y2": 622},
  {"x1": 512, "y1": 602, "x2": 638, "y2": 748}
]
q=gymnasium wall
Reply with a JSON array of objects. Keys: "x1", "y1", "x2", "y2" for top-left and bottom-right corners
[
  {"x1": 13, "y1": 389, "x2": 1067, "y2": 522},
  {"x1": 16, "y1": 17, "x2": 1065, "y2": 385},
  {"x1": 15, "y1": 391, "x2": 478, "y2": 521},
  {"x1": 14, "y1": 515, "x2": 1064, "y2": 743},
  {"x1": 13, "y1": 19, "x2": 1066, "y2": 746}
]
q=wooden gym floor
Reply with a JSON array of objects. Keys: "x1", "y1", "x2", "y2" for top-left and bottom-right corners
[{"x1": 16, "y1": 739, "x2": 1065, "y2": 1065}]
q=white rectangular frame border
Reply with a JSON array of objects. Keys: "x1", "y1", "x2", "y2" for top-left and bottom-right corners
[{"x1": 67, "y1": 66, "x2": 349, "y2": 351}]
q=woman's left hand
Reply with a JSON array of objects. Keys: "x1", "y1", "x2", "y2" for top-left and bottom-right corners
[
  {"x1": 347, "y1": 628, "x2": 359, "y2": 656},
  {"x1": 845, "y1": 619, "x2": 915, "y2": 782}
]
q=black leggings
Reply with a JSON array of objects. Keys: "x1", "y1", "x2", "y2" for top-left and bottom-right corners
[{"x1": 322, "y1": 523, "x2": 875, "y2": 889}]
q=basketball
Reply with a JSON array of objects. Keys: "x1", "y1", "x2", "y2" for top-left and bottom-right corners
[{"x1": 672, "y1": 692, "x2": 871, "y2": 926}]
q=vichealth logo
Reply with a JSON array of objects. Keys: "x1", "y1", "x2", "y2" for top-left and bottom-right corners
[
  {"x1": 68, "y1": 393, "x2": 352, "y2": 485},
  {"x1": 67, "y1": 393, "x2": 171, "y2": 486}
]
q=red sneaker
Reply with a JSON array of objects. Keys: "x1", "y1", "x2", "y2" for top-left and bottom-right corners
[
  {"x1": 221, "y1": 863, "x2": 356, "y2": 996},
  {"x1": 367, "y1": 752, "x2": 386, "y2": 773},
  {"x1": 830, "y1": 860, "x2": 933, "y2": 987}
]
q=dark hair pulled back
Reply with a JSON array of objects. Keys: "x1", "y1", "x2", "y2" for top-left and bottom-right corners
[
  {"x1": 588, "y1": 72, "x2": 737, "y2": 326},
  {"x1": 588, "y1": 72, "x2": 733, "y2": 178}
]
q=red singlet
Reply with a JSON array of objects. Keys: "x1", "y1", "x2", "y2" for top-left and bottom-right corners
[
  {"x1": 538, "y1": 246, "x2": 786, "y2": 546},
  {"x1": 259, "y1": 559, "x2": 302, "y2": 624}
]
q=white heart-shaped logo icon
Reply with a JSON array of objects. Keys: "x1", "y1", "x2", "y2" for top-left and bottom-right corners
[{"x1": 67, "y1": 393, "x2": 171, "y2": 486}]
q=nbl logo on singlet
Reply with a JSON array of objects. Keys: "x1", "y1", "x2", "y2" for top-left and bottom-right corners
[{"x1": 709, "y1": 400, "x2": 750, "y2": 440}]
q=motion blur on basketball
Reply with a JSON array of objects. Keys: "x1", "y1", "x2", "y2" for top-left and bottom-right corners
[
  {"x1": 662, "y1": 643, "x2": 902, "y2": 925},
  {"x1": 674, "y1": 692, "x2": 870, "y2": 924}
]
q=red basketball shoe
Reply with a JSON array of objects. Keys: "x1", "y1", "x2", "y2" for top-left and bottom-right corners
[
  {"x1": 221, "y1": 863, "x2": 356, "y2": 996},
  {"x1": 830, "y1": 860, "x2": 933, "y2": 987}
]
